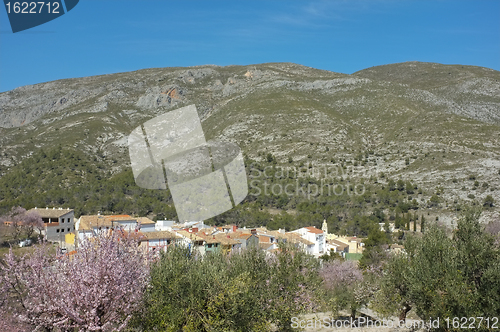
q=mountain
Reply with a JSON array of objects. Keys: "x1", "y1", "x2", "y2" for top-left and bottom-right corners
[{"x1": 0, "y1": 61, "x2": 499, "y2": 223}]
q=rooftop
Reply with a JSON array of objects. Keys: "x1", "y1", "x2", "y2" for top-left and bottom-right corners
[
  {"x1": 304, "y1": 226, "x2": 323, "y2": 234},
  {"x1": 28, "y1": 207, "x2": 74, "y2": 218},
  {"x1": 77, "y1": 215, "x2": 155, "y2": 231}
]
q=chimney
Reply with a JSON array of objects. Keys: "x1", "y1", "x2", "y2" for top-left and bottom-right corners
[
  {"x1": 232, "y1": 225, "x2": 237, "y2": 232},
  {"x1": 251, "y1": 229, "x2": 257, "y2": 235}
]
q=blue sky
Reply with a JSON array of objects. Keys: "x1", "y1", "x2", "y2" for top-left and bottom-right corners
[{"x1": 0, "y1": 0, "x2": 499, "y2": 92}]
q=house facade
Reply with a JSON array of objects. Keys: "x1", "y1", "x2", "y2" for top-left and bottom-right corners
[
  {"x1": 291, "y1": 226, "x2": 326, "y2": 257},
  {"x1": 28, "y1": 207, "x2": 75, "y2": 242},
  {"x1": 138, "y1": 231, "x2": 180, "y2": 252}
]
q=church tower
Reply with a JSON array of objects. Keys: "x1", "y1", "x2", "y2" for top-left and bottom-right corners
[{"x1": 321, "y1": 219, "x2": 328, "y2": 235}]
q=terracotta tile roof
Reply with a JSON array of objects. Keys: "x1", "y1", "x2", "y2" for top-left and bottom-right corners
[
  {"x1": 259, "y1": 243, "x2": 274, "y2": 250},
  {"x1": 203, "y1": 236, "x2": 220, "y2": 244},
  {"x1": 136, "y1": 217, "x2": 156, "y2": 225},
  {"x1": 305, "y1": 226, "x2": 323, "y2": 234},
  {"x1": 197, "y1": 233, "x2": 238, "y2": 245},
  {"x1": 176, "y1": 230, "x2": 206, "y2": 242},
  {"x1": 266, "y1": 231, "x2": 285, "y2": 238},
  {"x1": 219, "y1": 238, "x2": 238, "y2": 246},
  {"x1": 214, "y1": 234, "x2": 238, "y2": 245},
  {"x1": 78, "y1": 215, "x2": 156, "y2": 231},
  {"x1": 28, "y1": 208, "x2": 74, "y2": 218},
  {"x1": 330, "y1": 239, "x2": 349, "y2": 250},
  {"x1": 266, "y1": 231, "x2": 313, "y2": 246},
  {"x1": 107, "y1": 214, "x2": 132, "y2": 218},
  {"x1": 235, "y1": 233, "x2": 252, "y2": 239},
  {"x1": 140, "y1": 231, "x2": 179, "y2": 240},
  {"x1": 286, "y1": 233, "x2": 314, "y2": 246},
  {"x1": 219, "y1": 231, "x2": 252, "y2": 240},
  {"x1": 347, "y1": 237, "x2": 364, "y2": 243},
  {"x1": 258, "y1": 235, "x2": 271, "y2": 243},
  {"x1": 78, "y1": 215, "x2": 113, "y2": 231},
  {"x1": 106, "y1": 215, "x2": 134, "y2": 222}
]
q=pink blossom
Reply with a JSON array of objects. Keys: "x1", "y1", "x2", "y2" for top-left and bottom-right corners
[{"x1": 0, "y1": 229, "x2": 149, "y2": 331}]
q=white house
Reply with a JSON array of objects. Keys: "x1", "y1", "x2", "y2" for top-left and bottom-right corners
[{"x1": 291, "y1": 226, "x2": 326, "y2": 257}]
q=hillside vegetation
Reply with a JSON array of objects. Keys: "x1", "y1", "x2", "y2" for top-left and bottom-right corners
[{"x1": 0, "y1": 62, "x2": 498, "y2": 225}]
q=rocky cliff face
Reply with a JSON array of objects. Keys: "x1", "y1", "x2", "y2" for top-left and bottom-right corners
[{"x1": 0, "y1": 62, "x2": 499, "y2": 214}]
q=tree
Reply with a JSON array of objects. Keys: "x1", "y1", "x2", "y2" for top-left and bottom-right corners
[
  {"x1": 396, "y1": 179, "x2": 405, "y2": 191},
  {"x1": 375, "y1": 208, "x2": 500, "y2": 330},
  {"x1": 0, "y1": 206, "x2": 43, "y2": 243},
  {"x1": 134, "y1": 244, "x2": 319, "y2": 332},
  {"x1": 21, "y1": 209, "x2": 43, "y2": 239},
  {"x1": 428, "y1": 194, "x2": 440, "y2": 207},
  {"x1": 0, "y1": 229, "x2": 149, "y2": 331},
  {"x1": 0, "y1": 311, "x2": 31, "y2": 332},
  {"x1": 0, "y1": 207, "x2": 25, "y2": 243},
  {"x1": 483, "y1": 194, "x2": 495, "y2": 208},
  {"x1": 405, "y1": 181, "x2": 414, "y2": 194},
  {"x1": 372, "y1": 253, "x2": 413, "y2": 323},
  {"x1": 359, "y1": 227, "x2": 390, "y2": 269},
  {"x1": 320, "y1": 260, "x2": 365, "y2": 319}
]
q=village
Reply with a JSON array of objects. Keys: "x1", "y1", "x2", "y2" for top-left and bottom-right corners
[{"x1": 23, "y1": 207, "x2": 375, "y2": 260}]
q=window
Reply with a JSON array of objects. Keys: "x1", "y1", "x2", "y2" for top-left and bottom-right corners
[
  {"x1": 56, "y1": 229, "x2": 60, "y2": 233},
  {"x1": 61, "y1": 229, "x2": 64, "y2": 233},
  {"x1": 67, "y1": 228, "x2": 70, "y2": 232},
  {"x1": 61, "y1": 219, "x2": 64, "y2": 223}
]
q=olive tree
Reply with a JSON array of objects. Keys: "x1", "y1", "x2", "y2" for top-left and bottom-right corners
[{"x1": 374, "y1": 208, "x2": 500, "y2": 330}]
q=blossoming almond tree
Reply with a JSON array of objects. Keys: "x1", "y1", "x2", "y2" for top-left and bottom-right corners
[
  {"x1": 320, "y1": 259, "x2": 364, "y2": 319},
  {"x1": 0, "y1": 229, "x2": 149, "y2": 331},
  {"x1": 0, "y1": 206, "x2": 43, "y2": 243}
]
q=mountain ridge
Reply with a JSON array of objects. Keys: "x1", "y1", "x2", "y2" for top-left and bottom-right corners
[{"x1": 0, "y1": 61, "x2": 499, "y2": 222}]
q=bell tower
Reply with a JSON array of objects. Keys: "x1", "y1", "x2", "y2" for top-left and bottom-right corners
[{"x1": 321, "y1": 219, "x2": 328, "y2": 235}]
